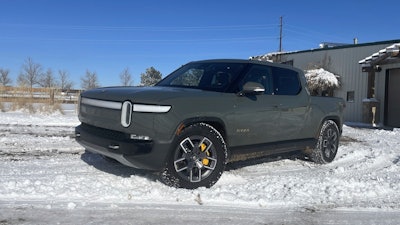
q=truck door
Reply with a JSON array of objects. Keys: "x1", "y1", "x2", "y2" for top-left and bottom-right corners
[
  {"x1": 231, "y1": 65, "x2": 282, "y2": 146},
  {"x1": 271, "y1": 66, "x2": 309, "y2": 141}
]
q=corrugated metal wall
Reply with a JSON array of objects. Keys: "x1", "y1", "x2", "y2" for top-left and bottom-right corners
[{"x1": 281, "y1": 43, "x2": 394, "y2": 122}]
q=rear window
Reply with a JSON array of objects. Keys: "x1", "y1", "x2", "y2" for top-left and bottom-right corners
[{"x1": 272, "y1": 67, "x2": 301, "y2": 95}]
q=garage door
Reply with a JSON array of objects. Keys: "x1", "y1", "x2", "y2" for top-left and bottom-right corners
[{"x1": 387, "y1": 68, "x2": 400, "y2": 127}]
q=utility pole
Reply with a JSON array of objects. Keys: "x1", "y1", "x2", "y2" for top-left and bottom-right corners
[{"x1": 279, "y1": 16, "x2": 283, "y2": 52}]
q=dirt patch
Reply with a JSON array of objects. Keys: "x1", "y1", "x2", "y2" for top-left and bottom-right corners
[{"x1": 340, "y1": 135, "x2": 362, "y2": 145}]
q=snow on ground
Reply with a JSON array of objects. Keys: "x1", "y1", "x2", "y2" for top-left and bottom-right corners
[{"x1": 0, "y1": 106, "x2": 399, "y2": 224}]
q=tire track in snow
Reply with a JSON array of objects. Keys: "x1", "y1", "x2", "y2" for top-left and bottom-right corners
[
  {"x1": 0, "y1": 123, "x2": 76, "y2": 138},
  {"x1": 0, "y1": 123, "x2": 83, "y2": 158}
]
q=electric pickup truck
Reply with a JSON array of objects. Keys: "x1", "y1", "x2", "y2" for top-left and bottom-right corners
[{"x1": 75, "y1": 59, "x2": 345, "y2": 189}]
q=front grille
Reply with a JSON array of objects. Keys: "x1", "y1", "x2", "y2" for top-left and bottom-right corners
[
  {"x1": 80, "y1": 123, "x2": 128, "y2": 141},
  {"x1": 78, "y1": 123, "x2": 153, "y2": 156}
]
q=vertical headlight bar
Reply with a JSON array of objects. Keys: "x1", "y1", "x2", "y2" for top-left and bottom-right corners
[{"x1": 121, "y1": 101, "x2": 133, "y2": 127}]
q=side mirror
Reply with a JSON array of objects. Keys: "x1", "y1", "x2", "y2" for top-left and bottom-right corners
[{"x1": 239, "y1": 82, "x2": 265, "y2": 96}]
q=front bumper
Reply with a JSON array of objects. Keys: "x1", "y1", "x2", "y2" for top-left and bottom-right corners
[{"x1": 75, "y1": 123, "x2": 171, "y2": 171}]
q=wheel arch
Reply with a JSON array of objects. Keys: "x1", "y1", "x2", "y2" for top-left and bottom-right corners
[
  {"x1": 174, "y1": 117, "x2": 227, "y2": 142},
  {"x1": 317, "y1": 116, "x2": 342, "y2": 138}
]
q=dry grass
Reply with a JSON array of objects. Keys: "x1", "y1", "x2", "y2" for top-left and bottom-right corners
[
  {"x1": 8, "y1": 98, "x2": 64, "y2": 115},
  {"x1": 0, "y1": 86, "x2": 73, "y2": 114},
  {"x1": 2, "y1": 97, "x2": 54, "y2": 115},
  {"x1": 10, "y1": 97, "x2": 36, "y2": 113},
  {"x1": 37, "y1": 103, "x2": 64, "y2": 115}
]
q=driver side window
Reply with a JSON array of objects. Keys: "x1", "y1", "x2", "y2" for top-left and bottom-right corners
[{"x1": 240, "y1": 65, "x2": 273, "y2": 95}]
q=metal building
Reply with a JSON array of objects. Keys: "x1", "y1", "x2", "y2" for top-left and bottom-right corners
[{"x1": 251, "y1": 39, "x2": 400, "y2": 128}]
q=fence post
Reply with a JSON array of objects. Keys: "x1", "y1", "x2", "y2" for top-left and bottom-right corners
[{"x1": 50, "y1": 88, "x2": 55, "y2": 105}]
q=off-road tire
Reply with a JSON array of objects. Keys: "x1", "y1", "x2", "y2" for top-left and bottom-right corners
[
  {"x1": 160, "y1": 123, "x2": 227, "y2": 189},
  {"x1": 309, "y1": 120, "x2": 340, "y2": 164}
]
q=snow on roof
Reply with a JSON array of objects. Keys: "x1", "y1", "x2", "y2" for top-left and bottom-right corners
[
  {"x1": 359, "y1": 43, "x2": 400, "y2": 66},
  {"x1": 249, "y1": 51, "x2": 293, "y2": 62}
]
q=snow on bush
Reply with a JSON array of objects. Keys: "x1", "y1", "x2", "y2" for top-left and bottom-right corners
[{"x1": 305, "y1": 68, "x2": 340, "y2": 95}]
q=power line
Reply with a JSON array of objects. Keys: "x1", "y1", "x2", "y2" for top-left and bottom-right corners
[
  {"x1": 0, "y1": 23, "x2": 279, "y2": 32},
  {"x1": 0, "y1": 36, "x2": 277, "y2": 44},
  {"x1": 284, "y1": 24, "x2": 350, "y2": 43}
]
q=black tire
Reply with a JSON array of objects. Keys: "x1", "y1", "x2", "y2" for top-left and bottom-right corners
[
  {"x1": 160, "y1": 123, "x2": 227, "y2": 189},
  {"x1": 308, "y1": 120, "x2": 340, "y2": 164}
]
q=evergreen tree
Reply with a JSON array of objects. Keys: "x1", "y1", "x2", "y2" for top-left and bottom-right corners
[{"x1": 140, "y1": 67, "x2": 162, "y2": 86}]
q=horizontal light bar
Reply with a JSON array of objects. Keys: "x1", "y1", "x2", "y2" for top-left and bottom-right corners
[
  {"x1": 81, "y1": 97, "x2": 122, "y2": 110},
  {"x1": 81, "y1": 97, "x2": 171, "y2": 113},
  {"x1": 133, "y1": 104, "x2": 171, "y2": 113}
]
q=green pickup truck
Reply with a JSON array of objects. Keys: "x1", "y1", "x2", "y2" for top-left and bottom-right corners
[{"x1": 75, "y1": 59, "x2": 345, "y2": 189}]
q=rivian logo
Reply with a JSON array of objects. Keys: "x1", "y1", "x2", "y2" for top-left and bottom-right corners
[
  {"x1": 121, "y1": 101, "x2": 132, "y2": 127},
  {"x1": 236, "y1": 128, "x2": 250, "y2": 133}
]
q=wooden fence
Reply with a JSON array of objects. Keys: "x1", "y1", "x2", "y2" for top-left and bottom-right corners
[{"x1": 0, "y1": 86, "x2": 81, "y2": 104}]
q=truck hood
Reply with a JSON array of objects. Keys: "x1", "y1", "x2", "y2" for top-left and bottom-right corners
[{"x1": 80, "y1": 86, "x2": 217, "y2": 104}]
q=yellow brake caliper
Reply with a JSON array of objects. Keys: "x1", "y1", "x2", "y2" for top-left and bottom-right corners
[{"x1": 200, "y1": 143, "x2": 210, "y2": 166}]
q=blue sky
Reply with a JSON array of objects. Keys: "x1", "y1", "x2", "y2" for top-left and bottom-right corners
[{"x1": 1, "y1": 0, "x2": 399, "y2": 88}]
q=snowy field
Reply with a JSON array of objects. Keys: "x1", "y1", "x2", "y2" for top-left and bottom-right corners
[{"x1": 0, "y1": 105, "x2": 399, "y2": 224}]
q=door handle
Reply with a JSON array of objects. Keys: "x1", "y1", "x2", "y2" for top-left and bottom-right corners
[{"x1": 108, "y1": 144, "x2": 120, "y2": 150}]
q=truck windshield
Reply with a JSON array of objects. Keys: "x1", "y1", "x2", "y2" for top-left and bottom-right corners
[{"x1": 156, "y1": 62, "x2": 246, "y2": 92}]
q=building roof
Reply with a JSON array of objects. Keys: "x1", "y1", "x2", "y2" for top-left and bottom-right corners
[
  {"x1": 251, "y1": 39, "x2": 400, "y2": 61},
  {"x1": 359, "y1": 43, "x2": 400, "y2": 67}
]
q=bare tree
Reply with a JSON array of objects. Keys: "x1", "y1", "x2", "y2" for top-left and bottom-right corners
[
  {"x1": 59, "y1": 70, "x2": 73, "y2": 90},
  {"x1": 0, "y1": 68, "x2": 12, "y2": 86},
  {"x1": 140, "y1": 67, "x2": 162, "y2": 86},
  {"x1": 39, "y1": 68, "x2": 58, "y2": 88},
  {"x1": 81, "y1": 70, "x2": 100, "y2": 90},
  {"x1": 17, "y1": 57, "x2": 43, "y2": 88},
  {"x1": 120, "y1": 67, "x2": 133, "y2": 86}
]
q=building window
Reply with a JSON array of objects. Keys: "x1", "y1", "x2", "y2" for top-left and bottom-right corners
[{"x1": 347, "y1": 91, "x2": 355, "y2": 102}]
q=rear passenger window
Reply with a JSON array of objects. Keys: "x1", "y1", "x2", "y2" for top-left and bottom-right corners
[{"x1": 272, "y1": 67, "x2": 301, "y2": 95}]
